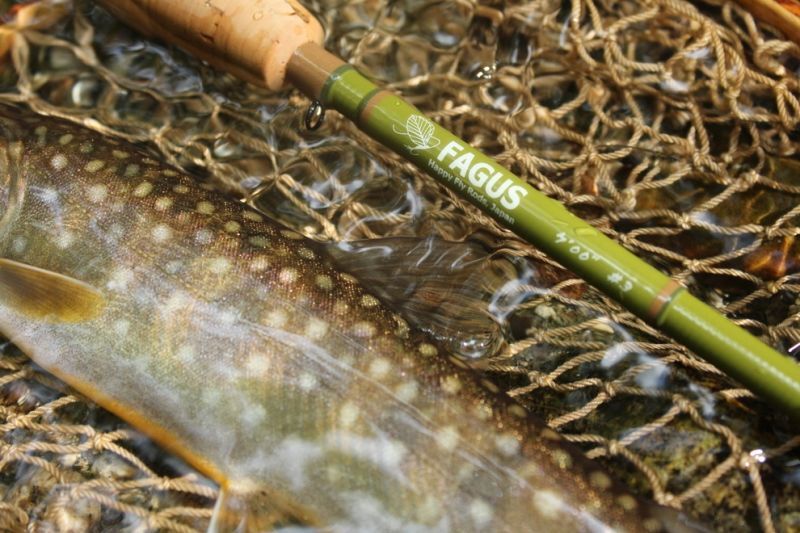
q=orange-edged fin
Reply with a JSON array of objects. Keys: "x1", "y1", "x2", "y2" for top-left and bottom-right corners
[
  {"x1": 0, "y1": 258, "x2": 105, "y2": 322},
  {"x1": 210, "y1": 486, "x2": 322, "y2": 533}
]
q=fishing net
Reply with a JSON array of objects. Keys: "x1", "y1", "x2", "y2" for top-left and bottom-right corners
[{"x1": 0, "y1": 0, "x2": 799, "y2": 530}]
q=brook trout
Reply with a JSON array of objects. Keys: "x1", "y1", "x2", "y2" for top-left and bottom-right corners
[{"x1": 0, "y1": 104, "x2": 693, "y2": 532}]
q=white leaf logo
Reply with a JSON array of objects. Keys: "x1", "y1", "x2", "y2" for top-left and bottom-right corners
[{"x1": 393, "y1": 115, "x2": 440, "y2": 152}]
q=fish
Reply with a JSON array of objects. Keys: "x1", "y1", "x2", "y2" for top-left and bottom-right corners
[{"x1": 0, "y1": 104, "x2": 697, "y2": 532}]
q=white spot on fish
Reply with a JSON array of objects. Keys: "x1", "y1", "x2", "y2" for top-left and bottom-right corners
[
  {"x1": 315, "y1": 274, "x2": 333, "y2": 290},
  {"x1": 87, "y1": 184, "x2": 108, "y2": 203},
  {"x1": 11, "y1": 236, "x2": 26, "y2": 254},
  {"x1": 124, "y1": 164, "x2": 141, "y2": 177},
  {"x1": 155, "y1": 197, "x2": 173, "y2": 211},
  {"x1": 281, "y1": 229, "x2": 303, "y2": 240},
  {"x1": 304, "y1": 318, "x2": 328, "y2": 340},
  {"x1": 249, "y1": 235, "x2": 269, "y2": 248},
  {"x1": 245, "y1": 354, "x2": 270, "y2": 376},
  {"x1": 368, "y1": 358, "x2": 391, "y2": 379},
  {"x1": 533, "y1": 490, "x2": 564, "y2": 519},
  {"x1": 441, "y1": 375, "x2": 462, "y2": 394},
  {"x1": 243, "y1": 211, "x2": 263, "y2": 222},
  {"x1": 360, "y1": 295, "x2": 379, "y2": 308},
  {"x1": 297, "y1": 247, "x2": 315, "y2": 260},
  {"x1": 174, "y1": 184, "x2": 189, "y2": 194},
  {"x1": 224, "y1": 221, "x2": 241, "y2": 233},
  {"x1": 50, "y1": 154, "x2": 68, "y2": 170},
  {"x1": 85, "y1": 160, "x2": 105, "y2": 172},
  {"x1": 217, "y1": 308, "x2": 239, "y2": 325},
  {"x1": 195, "y1": 229, "x2": 214, "y2": 245},
  {"x1": 56, "y1": 231, "x2": 75, "y2": 249},
  {"x1": 166, "y1": 292, "x2": 190, "y2": 312},
  {"x1": 196, "y1": 201, "x2": 215, "y2": 214},
  {"x1": 151, "y1": 224, "x2": 172, "y2": 243},
  {"x1": 241, "y1": 404, "x2": 266, "y2": 428},
  {"x1": 163, "y1": 169, "x2": 178, "y2": 177},
  {"x1": 353, "y1": 321, "x2": 376, "y2": 338},
  {"x1": 395, "y1": 381, "x2": 418, "y2": 402},
  {"x1": 165, "y1": 261, "x2": 183, "y2": 274},
  {"x1": 265, "y1": 309, "x2": 288, "y2": 327},
  {"x1": 250, "y1": 256, "x2": 270, "y2": 272},
  {"x1": 435, "y1": 426, "x2": 460, "y2": 451},
  {"x1": 418, "y1": 343, "x2": 437, "y2": 357},
  {"x1": 279, "y1": 268, "x2": 298, "y2": 284},
  {"x1": 297, "y1": 372, "x2": 318, "y2": 391},
  {"x1": 209, "y1": 257, "x2": 231, "y2": 274},
  {"x1": 589, "y1": 471, "x2": 612, "y2": 490},
  {"x1": 113, "y1": 319, "x2": 130, "y2": 336},
  {"x1": 469, "y1": 499, "x2": 494, "y2": 528},
  {"x1": 107, "y1": 267, "x2": 134, "y2": 291},
  {"x1": 132, "y1": 182, "x2": 153, "y2": 197},
  {"x1": 177, "y1": 344, "x2": 196, "y2": 362},
  {"x1": 339, "y1": 402, "x2": 360, "y2": 428},
  {"x1": 495, "y1": 433, "x2": 521, "y2": 457},
  {"x1": 112, "y1": 150, "x2": 129, "y2": 159},
  {"x1": 58, "y1": 134, "x2": 73, "y2": 145}
]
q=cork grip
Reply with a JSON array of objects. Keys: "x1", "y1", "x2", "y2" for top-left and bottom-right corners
[{"x1": 96, "y1": 0, "x2": 324, "y2": 90}]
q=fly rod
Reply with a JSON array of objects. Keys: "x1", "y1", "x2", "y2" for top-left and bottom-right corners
[{"x1": 97, "y1": 0, "x2": 800, "y2": 420}]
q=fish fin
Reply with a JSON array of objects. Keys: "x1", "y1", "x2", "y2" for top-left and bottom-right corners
[
  {"x1": 0, "y1": 258, "x2": 104, "y2": 322},
  {"x1": 327, "y1": 236, "x2": 511, "y2": 360},
  {"x1": 210, "y1": 486, "x2": 317, "y2": 532}
]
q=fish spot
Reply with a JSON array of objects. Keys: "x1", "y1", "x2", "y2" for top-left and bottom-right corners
[
  {"x1": 195, "y1": 229, "x2": 214, "y2": 245},
  {"x1": 241, "y1": 404, "x2": 266, "y2": 428},
  {"x1": 11, "y1": 236, "x2": 26, "y2": 254},
  {"x1": 249, "y1": 235, "x2": 270, "y2": 248},
  {"x1": 280, "y1": 229, "x2": 303, "y2": 240},
  {"x1": 245, "y1": 354, "x2": 270, "y2": 376},
  {"x1": 297, "y1": 372, "x2": 318, "y2": 391},
  {"x1": 508, "y1": 404, "x2": 528, "y2": 419},
  {"x1": 395, "y1": 381, "x2": 418, "y2": 402},
  {"x1": 163, "y1": 169, "x2": 178, "y2": 177},
  {"x1": 589, "y1": 471, "x2": 612, "y2": 490},
  {"x1": 124, "y1": 163, "x2": 141, "y2": 177},
  {"x1": 107, "y1": 268, "x2": 134, "y2": 291},
  {"x1": 360, "y1": 295, "x2": 380, "y2": 308},
  {"x1": 265, "y1": 310, "x2": 288, "y2": 327},
  {"x1": 113, "y1": 319, "x2": 130, "y2": 336},
  {"x1": 155, "y1": 197, "x2": 173, "y2": 211},
  {"x1": 112, "y1": 150, "x2": 130, "y2": 159},
  {"x1": 279, "y1": 268, "x2": 298, "y2": 284},
  {"x1": 448, "y1": 355, "x2": 469, "y2": 369},
  {"x1": 209, "y1": 257, "x2": 231, "y2": 274},
  {"x1": 393, "y1": 316, "x2": 410, "y2": 338},
  {"x1": 56, "y1": 231, "x2": 75, "y2": 249},
  {"x1": 177, "y1": 344, "x2": 196, "y2": 362},
  {"x1": 315, "y1": 274, "x2": 333, "y2": 290},
  {"x1": 165, "y1": 261, "x2": 183, "y2": 274},
  {"x1": 166, "y1": 293, "x2": 190, "y2": 312},
  {"x1": 87, "y1": 184, "x2": 108, "y2": 203},
  {"x1": 473, "y1": 403, "x2": 493, "y2": 420},
  {"x1": 250, "y1": 256, "x2": 270, "y2": 272},
  {"x1": 418, "y1": 496, "x2": 442, "y2": 522},
  {"x1": 540, "y1": 428, "x2": 562, "y2": 441},
  {"x1": 495, "y1": 433, "x2": 521, "y2": 457},
  {"x1": 532, "y1": 490, "x2": 564, "y2": 519},
  {"x1": 85, "y1": 160, "x2": 105, "y2": 172},
  {"x1": 643, "y1": 519, "x2": 661, "y2": 532},
  {"x1": 468, "y1": 499, "x2": 494, "y2": 528},
  {"x1": 50, "y1": 154, "x2": 68, "y2": 170},
  {"x1": 435, "y1": 426, "x2": 460, "y2": 451},
  {"x1": 441, "y1": 375, "x2": 462, "y2": 394},
  {"x1": 551, "y1": 449, "x2": 572, "y2": 469},
  {"x1": 151, "y1": 224, "x2": 173, "y2": 243},
  {"x1": 58, "y1": 133, "x2": 73, "y2": 145},
  {"x1": 353, "y1": 321, "x2": 376, "y2": 338},
  {"x1": 196, "y1": 201, "x2": 215, "y2": 215},
  {"x1": 333, "y1": 301, "x2": 350, "y2": 315},
  {"x1": 132, "y1": 182, "x2": 153, "y2": 197},
  {"x1": 304, "y1": 318, "x2": 328, "y2": 340},
  {"x1": 368, "y1": 357, "x2": 391, "y2": 379},
  {"x1": 243, "y1": 211, "x2": 263, "y2": 222},
  {"x1": 339, "y1": 402, "x2": 360, "y2": 428},
  {"x1": 79, "y1": 142, "x2": 94, "y2": 153},
  {"x1": 224, "y1": 221, "x2": 241, "y2": 233},
  {"x1": 297, "y1": 247, "x2": 315, "y2": 260},
  {"x1": 173, "y1": 184, "x2": 189, "y2": 194},
  {"x1": 418, "y1": 343, "x2": 437, "y2": 357},
  {"x1": 338, "y1": 272, "x2": 359, "y2": 285},
  {"x1": 34, "y1": 125, "x2": 47, "y2": 137},
  {"x1": 616, "y1": 494, "x2": 638, "y2": 511},
  {"x1": 480, "y1": 379, "x2": 500, "y2": 393}
]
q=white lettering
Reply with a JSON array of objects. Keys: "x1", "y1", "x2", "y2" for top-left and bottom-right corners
[
  {"x1": 485, "y1": 173, "x2": 512, "y2": 199},
  {"x1": 467, "y1": 162, "x2": 495, "y2": 187},
  {"x1": 437, "y1": 141, "x2": 464, "y2": 162},
  {"x1": 449, "y1": 152, "x2": 475, "y2": 178},
  {"x1": 501, "y1": 185, "x2": 528, "y2": 210}
]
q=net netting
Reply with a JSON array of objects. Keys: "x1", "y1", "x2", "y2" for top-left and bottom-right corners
[{"x1": 0, "y1": 0, "x2": 799, "y2": 530}]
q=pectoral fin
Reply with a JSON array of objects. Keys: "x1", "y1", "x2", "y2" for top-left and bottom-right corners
[
  {"x1": 0, "y1": 258, "x2": 104, "y2": 322},
  {"x1": 327, "y1": 236, "x2": 511, "y2": 360}
]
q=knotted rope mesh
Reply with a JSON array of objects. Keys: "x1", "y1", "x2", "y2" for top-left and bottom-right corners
[{"x1": 0, "y1": 0, "x2": 799, "y2": 530}]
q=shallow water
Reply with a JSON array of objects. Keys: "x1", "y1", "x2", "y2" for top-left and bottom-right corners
[{"x1": 0, "y1": 0, "x2": 799, "y2": 530}]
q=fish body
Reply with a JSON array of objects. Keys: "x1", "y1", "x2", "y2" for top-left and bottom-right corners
[{"x1": 0, "y1": 105, "x2": 686, "y2": 532}]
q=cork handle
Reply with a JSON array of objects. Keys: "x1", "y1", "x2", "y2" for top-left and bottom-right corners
[{"x1": 97, "y1": 0, "x2": 324, "y2": 90}]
